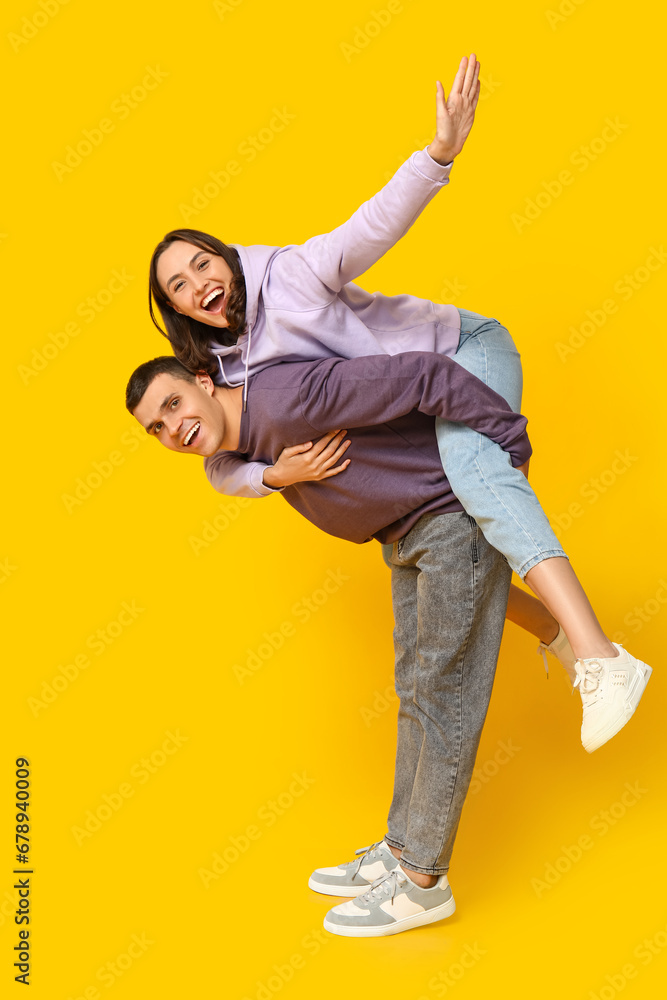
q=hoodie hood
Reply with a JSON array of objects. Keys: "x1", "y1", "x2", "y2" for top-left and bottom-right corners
[
  {"x1": 208, "y1": 243, "x2": 282, "y2": 407},
  {"x1": 208, "y1": 243, "x2": 280, "y2": 360},
  {"x1": 233, "y1": 243, "x2": 281, "y2": 331}
]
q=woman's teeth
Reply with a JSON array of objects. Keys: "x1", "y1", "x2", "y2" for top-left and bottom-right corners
[
  {"x1": 202, "y1": 288, "x2": 223, "y2": 310},
  {"x1": 183, "y1": 422, "x2": 200, "y2": 446}
]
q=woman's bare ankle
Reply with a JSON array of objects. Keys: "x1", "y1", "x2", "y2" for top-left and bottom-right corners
[{"x1": 573, "y1": 639, "x2": 618, "y2": 660}]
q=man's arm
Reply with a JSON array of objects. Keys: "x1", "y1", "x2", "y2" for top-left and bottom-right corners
[
  {"x1": 297, "y1": 352, "x2": 532, "y2": 468},
  {"x1": 272, "y1": 58, "x2": 480, "y2": 300}
]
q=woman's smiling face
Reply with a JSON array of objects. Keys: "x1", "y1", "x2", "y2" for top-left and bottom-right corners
[{"x1": 156, "y1": 240, "x2": 234, "y2": 328}]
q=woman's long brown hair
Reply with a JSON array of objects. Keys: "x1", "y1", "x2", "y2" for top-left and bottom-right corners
[{"x1": 149, "y1": 229, "x2": 247, "y2": 376}]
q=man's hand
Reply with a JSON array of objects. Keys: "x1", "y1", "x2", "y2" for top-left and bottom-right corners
[
  {"x1": 428, "y1": 54, "x2": 481, "y2": 166},
  {"x1": 262, "y1": 430, "x2": 351, "y2": 489},
  {"x1": 516, "y1": 458, "x2": 530, "y2": 479}
]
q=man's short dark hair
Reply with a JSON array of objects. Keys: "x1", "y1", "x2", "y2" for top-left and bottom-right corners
[{"x1": 125, "y1": 356, "x2": 199, "y2": 413}]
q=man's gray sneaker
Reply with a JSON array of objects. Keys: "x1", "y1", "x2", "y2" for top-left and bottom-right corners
[
  {"x1": 308, "y1": 840, "x2": 399, "y2": 897},
  {"x1": 323, "y1": 869, "x2": 456, "y2": 937}
]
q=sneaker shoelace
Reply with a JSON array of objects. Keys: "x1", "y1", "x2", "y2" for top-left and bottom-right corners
[
  {"x1": 573, "y1": 659, "x2": 604, "y2": 698},
  {"x1": 351, "y1": 842, "x2": 383, "y2": 880},
  {"x1": 358, "y1": 869, "x2": 408, "y2": 907},
  {"x1": 536, "y1": 640, "x2": 550, "y2": 678}
]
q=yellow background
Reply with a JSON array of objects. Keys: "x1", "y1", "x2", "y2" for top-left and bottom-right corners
[{"x1": 2, "y1": 0, "x2": 666, "y2": 996}]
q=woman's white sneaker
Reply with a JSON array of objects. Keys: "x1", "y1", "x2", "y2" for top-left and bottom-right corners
[
  {"x1": 323, "y1": 869, "x2": 456, "y2": 937},
  {"x1": 574, "y1": 643, "x2": 652, "y2": 753},
  {"x1": 308, "y1": 840, "x2": 399, "y2": 897}
]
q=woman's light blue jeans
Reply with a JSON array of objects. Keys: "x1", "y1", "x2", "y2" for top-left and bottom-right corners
[{"x1": 433, "y1": 308, "x2": 567, "y2": 578}]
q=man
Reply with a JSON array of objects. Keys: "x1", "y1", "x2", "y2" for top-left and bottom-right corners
[{"x1": 126, "y1": 348, "x2": 529, "y2": 937}]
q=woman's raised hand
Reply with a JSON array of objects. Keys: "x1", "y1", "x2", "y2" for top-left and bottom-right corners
[{"x1": 428, "y1": 54, "x2": 481, "y2": 166}]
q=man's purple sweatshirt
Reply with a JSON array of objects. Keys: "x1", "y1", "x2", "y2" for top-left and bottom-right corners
[{"x1": 231, "y1": 351, "x2": 532, "y2": 545}]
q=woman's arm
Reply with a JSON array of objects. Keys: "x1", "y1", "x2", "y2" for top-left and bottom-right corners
[
  {"x1": 276, "y1": 56, "x2": 480, "y2": 299},
  {"x1": 204, "y1": 430, "x2": 351, "y2": 496},
  {"x1": 203, "y1": 452, "x2": 278, "y2": 498}
]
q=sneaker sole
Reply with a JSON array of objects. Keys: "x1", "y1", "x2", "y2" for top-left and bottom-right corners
[
  {"x1": 308, "y1": 875, "x2": 376, "y2": 897},
  {"x1": 584, "y1": 662, "x2": 652, "y2": 753},
  {"x1": 323, "y1": 895, "x2": 456, "y2": 937}
]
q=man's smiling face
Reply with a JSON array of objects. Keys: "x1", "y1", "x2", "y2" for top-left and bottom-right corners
[{"x1": 132, "y1": 372, "x2": 225, "y2": 456}]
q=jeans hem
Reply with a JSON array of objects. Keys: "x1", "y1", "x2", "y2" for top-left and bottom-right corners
[
  {"x1": 398, "y1": 858, "x2": 450, "y2": 877},
  {"x1": 384, "y1": 836, "x2": 404, "y2": 852},
  {"x1": 517, "y1": 549, "x2": 569, "y2": 579}
]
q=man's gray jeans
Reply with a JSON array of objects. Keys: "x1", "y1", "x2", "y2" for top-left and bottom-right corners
[{"x1": 384, "y1": 510, "x2": 511, "y2": 875}]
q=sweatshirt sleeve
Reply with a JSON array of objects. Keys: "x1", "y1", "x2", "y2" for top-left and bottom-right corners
[
  {"x1": 297, "y1": 353, "x2": 532, "y2": 468},
  {"x1": 273, "y1": 149, "x2": 452, "y2": 302},
  {"x1": 203, "y1": 452, "x2": 281, "y2": 498}
]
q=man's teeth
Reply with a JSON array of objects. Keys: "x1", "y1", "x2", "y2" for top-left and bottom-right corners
[
  {"x1": 202, "y1": 288, "x2": 223, "y2": 308},
  {"x1": 184, "y1": 422, "x2": 200, "y2": 446}
]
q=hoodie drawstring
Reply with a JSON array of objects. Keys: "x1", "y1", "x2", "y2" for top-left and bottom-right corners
[
  {"x1": 243, "y1": 324, "x2": 252, "y2": 412},
  {"x1": 215, "y1": 327, "x2": 251, "y2": 410}
]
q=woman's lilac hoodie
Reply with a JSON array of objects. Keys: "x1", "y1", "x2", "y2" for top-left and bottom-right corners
[{"x1": 205, "y1": 148, "x2": 460, "y2": 497}]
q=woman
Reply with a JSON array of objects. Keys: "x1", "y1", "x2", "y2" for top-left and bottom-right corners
[{"x1": 147, "y1": 55, "x2": 651, "y2": 752}]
